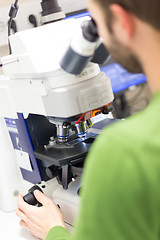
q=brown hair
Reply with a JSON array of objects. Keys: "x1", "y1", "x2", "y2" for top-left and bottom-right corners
[{"x1": 94, "y1": 0, "x2": 160, "y2": 31}]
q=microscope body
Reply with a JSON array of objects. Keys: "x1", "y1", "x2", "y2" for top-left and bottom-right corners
[{"x1": 0, "y1": 16, "x2": 114, "y2": 227}]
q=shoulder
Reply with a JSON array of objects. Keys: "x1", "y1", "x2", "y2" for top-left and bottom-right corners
[
  {"x1": 91, "y1": 107, "x2": 150, "y2": 159},
  {"x1": 86, "y1": 114, "x2": 141, "y2": 167},
  {"x1": 83, "y1": 110, "x2": 152, "y2": 187}
]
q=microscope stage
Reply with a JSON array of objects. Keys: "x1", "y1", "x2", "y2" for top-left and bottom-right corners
[
  {"x1": 34, "y1": 118, "x2": 117, "y2": 167},
  {"x1": 34, "y1": 134, "x2": 95, "y2": 167}
]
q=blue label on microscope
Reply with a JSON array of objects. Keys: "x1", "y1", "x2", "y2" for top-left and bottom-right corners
[{"x1": 5, "y1": 118, "x2": 18, "y2": 133}]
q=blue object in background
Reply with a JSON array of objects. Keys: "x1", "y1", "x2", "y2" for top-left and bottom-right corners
[
  {"x1": 101, "y1": 63, "x2": 147, "y2": 93},
  {"x1": 65, "y1": 11, "x2": 90, "y2": 20}
]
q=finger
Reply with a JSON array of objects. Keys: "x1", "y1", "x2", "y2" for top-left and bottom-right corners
[
  {"x1": 17, "y1": 194, "x2": 34, "y2": 214},
  {"x1": 16, "y1": 208, "x2": 29, "y2": 224},
  {"x1": 33, "y1": 190, "x2": 53, "y2": 207},
  {"x1": 17, "y1": 194, "x2": 23, "y2": 207},
  {"x1": 20, "y1": 220, "x2": 29, "y2": 229},
  {"x1": 17, "y1": 194, "x2": 27, "y2": 210}
]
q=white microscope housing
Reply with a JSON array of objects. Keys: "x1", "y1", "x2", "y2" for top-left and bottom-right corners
[{"x1": 0, "y1": 16, "x2": 113, "y2": 120}]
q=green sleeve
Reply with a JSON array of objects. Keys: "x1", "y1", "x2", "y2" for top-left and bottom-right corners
[
  {"x1": 46, "y1": 122, "x2": 159, "y2": 240},
  {"x1": 46, "y1": 226, "x2": 71, "y2": 240}
]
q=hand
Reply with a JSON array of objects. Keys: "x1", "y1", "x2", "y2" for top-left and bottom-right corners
[{"x1": 16, "y1": 190, "x2": 65, "y2": 240}]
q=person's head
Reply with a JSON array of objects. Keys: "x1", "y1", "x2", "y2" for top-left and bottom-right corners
[{"x1": 88, "y1": 0, "x2": 160, "y2": 73}]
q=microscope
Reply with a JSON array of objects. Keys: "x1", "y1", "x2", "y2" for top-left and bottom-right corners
[{"x1": 0, "y1": 0, "x2": 114, "y2": 230}]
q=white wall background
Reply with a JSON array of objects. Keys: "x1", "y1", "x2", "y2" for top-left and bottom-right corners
[{"x1": 0, "y1": 0, "x2": 32, "y2": 8}]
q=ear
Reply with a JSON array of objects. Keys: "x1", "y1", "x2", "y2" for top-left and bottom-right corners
[{"x1": 110, "y1": 4, "x2": 135, "y2": 43}]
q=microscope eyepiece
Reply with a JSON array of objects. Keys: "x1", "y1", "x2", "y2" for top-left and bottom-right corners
[
  {"x1": 81, "y1": 19, "x2": 99, "y2": 42},
  {"x1": 60, "y1": 17, "x2": 109, "y2": 75}
]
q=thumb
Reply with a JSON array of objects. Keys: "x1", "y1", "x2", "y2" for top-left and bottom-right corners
[{"x1": 33, "y1": 190, "x2": 49, "y2": 206}]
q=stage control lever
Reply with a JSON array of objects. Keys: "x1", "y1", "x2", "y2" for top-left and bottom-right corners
[{"x1": 23, "y1": 181, "x2": 52, "y2": 207}]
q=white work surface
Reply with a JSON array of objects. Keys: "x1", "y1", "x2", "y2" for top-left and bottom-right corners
[{"x1": 0, "y1": 210, "x2": 37, "y2": 240}]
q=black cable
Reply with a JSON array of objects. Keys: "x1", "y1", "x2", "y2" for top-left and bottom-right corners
[
  {"x1": 8, "y1": 17, "x2": 13, "y2": 37},
  {"x1": 8, "y1": 0, "x2": 19, "y2": 54}
]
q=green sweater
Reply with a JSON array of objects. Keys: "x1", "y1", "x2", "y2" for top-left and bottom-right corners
[{"x1": 46, "y1": 90, "x2": 160, "y2": 240}]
